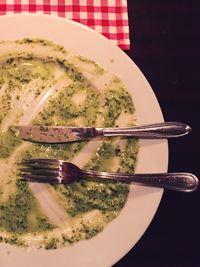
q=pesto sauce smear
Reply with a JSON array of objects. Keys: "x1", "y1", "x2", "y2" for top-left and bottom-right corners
[{"x1": 0, "y1": 38, "x2": 139, "y2": 249}]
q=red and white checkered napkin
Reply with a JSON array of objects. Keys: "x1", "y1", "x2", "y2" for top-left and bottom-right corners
[{"x1": 0, "y1": 0, "x2": 130, "y2": 50}]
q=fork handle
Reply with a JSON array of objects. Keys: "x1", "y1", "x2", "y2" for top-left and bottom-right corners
[
  {"x1": 98, "y1": 122, "x2": 191, "y2": 138},
  {"x1": 81, "y1": 171, "x2": 199, "y2": 192}
]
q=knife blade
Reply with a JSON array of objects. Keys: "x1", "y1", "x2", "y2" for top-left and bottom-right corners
[
  {"x1": 16, "y1": 122, "x2": 192, "y2": 143},
  {"x1": 16, "y1": 126, "x2": 98, "y2": 143}
]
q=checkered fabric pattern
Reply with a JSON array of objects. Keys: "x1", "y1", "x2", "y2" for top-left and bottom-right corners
[{"x1": 0, "y1": 0, "x2": 130, "y2": 50}]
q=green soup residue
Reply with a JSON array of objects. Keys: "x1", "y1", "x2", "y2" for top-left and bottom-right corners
[{"x1": 0, "y1": 38, "x2": 138, "y2": 249}]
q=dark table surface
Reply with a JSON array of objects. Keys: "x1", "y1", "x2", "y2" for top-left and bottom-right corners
[{"x1": 114, "y1": 1, "x2": 200, "y2": 266}]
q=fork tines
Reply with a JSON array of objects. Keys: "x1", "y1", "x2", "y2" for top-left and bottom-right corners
[{"x1": 19, "y1": 158, "x2": 63, "y2": 184}]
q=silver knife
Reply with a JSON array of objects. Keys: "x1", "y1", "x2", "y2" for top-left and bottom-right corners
[{"x1": 15, "y1": 122, "x2": 191, "y2": 143}]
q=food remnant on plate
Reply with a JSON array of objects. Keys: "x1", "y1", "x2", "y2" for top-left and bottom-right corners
[{"x1": 0, "y1": 38, "x2": 138, "y2": 249}]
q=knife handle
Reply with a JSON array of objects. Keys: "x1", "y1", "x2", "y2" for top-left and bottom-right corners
[{"x1": 100, "y1": 122, "x2": 191, "y2": 139}]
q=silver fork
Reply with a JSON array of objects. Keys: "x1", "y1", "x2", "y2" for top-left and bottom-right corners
[{"x1": 20, "y1": 159, "x2": 199, "y2": 192}]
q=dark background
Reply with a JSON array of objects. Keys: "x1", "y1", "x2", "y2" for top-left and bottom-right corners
[{"x1": 114, "y1": 1, "x2": 200, "y2": 266}]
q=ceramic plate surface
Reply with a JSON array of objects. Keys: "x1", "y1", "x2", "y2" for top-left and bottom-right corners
[{"x1": 0, "y1": 14, "x2": 168, "y2": 267}]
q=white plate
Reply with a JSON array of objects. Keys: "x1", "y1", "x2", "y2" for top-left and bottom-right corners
[{"x1": 0, "y1": 14, "x2": 168, "y2": 267}]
